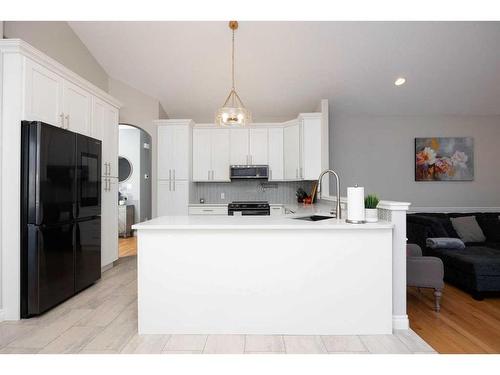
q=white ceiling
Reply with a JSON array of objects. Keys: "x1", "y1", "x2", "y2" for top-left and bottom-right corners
[{"x1": 69, "y1": 21, "x2": 500, "y2": 122}]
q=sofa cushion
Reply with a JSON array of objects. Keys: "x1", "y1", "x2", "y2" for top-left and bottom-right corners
[
  {"x1": 450, "y1": 216, "x2": 486, "y2": 243},
  {"x1": 477, "y1": 217, "x2": 500, "y2": 242},
  {"x1": 429, "y1": 246, "x2": 500, "y2": 276}
]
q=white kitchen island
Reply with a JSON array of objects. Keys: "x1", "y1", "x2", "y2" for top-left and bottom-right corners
[{"x1": 132, "y1": 211, "x2": 401, "y2": 335}]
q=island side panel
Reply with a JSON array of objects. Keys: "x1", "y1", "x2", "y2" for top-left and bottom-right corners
[{"x1": 137, "y1": 228, "x2": 392, "y2": 335}]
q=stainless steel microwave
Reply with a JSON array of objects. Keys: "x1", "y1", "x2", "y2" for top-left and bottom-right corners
[{"x1": 230, "y1": 165, "x2": 269, "y2": 179}]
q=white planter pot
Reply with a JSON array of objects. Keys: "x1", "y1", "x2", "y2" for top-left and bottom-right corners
[{"x1": 365, "y1": 208, "x2": 378, "y2": 223}]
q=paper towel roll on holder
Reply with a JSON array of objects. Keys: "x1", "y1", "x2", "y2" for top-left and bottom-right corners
[{"x1": 346, "y1": 184, "x2": 366, "y2": 224}]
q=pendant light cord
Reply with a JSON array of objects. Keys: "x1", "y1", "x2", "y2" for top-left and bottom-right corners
[{"x1": 231, "y1": 28, "x2": 235, "y2": 107}]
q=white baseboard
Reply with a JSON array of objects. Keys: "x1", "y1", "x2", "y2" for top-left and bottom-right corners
[
  {"x1": 101, "y1": 263, "x2": 114, "y2": 273},
  {"x1": 392, "y1": 315, "x2": 409, "y2": 330},
  {"x1": 0, "y1": 308, "x2": 5, "y2": 322},
  {"x1": 410, "y1": 206, "x2": 500, "y2": 214}
]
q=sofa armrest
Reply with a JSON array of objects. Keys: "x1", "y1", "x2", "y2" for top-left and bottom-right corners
[
  {"x1": 407, "y1": 243, "x2": 422, "y2": 257},
  {"x1": 407, "y1": 256, "x2": 444, "y2": 289}
]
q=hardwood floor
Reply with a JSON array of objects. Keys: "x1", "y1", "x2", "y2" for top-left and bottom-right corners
[
  {"x1": 119, "y1": 236, "x2": 137, "y2": 258},
  {"x1": 0, "y1": 256, "x2": 434, "y2": 354},
  {"x1": 407, "y1": 284, "x2": 500, "y2": 353}
]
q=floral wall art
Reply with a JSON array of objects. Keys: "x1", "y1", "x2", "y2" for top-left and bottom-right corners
[{"x1": 415, "y1": 137, "x2": 474, "y2": 181}]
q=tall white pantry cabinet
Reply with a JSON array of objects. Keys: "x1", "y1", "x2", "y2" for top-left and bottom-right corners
[
  {"x1": 156, "y1": 120, "x2": 193, "y2": 216},
  {"x1": 0, "y1": 40, "x2": 121, "y2": 320}
]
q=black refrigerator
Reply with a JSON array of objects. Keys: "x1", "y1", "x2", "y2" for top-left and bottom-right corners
[{"x1": 21, "y1": 121, "x2": 102, "y2": 318}]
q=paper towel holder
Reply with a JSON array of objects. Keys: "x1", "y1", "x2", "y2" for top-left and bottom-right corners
[{"x1": 346, "y1": 184, "x2": 366, "y2": 224}]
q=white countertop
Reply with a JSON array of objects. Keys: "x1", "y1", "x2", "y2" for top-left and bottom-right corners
[{"x1": 132, "y1": 212, "x2": 393, "y2": 230}]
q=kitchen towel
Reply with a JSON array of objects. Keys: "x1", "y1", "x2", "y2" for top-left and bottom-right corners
[{"x1": 347, "y1": 186, "x2": 365, "y2": 223}]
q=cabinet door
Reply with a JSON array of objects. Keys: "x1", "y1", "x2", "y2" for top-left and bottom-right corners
[
  {"x1": 157, "y1": 126, "x2": 173, "y2": 180},
  {"x1": 171, "y1": 125, "x2": 190, "y2": 180},
  {"x1": 63, "y1": 80, "x2": 92, "y2": 135},
  {"x1": 192, "y1": 129, "x2": 212, "y2": 181},
  {"x1": 24, "y1": 58, "x2": 64, "y2": 126},
  {"x1": 105, "y1": 104, "x2": 119, "y2": 178},
  {"x1": 301, "y1": 116, "x2": 322, "y2": 180},
  {"x1": 91, "y1": 97, "x2": 106, "y2": 141},
  {"x1": 157, "y1": 180, "x2": 172, "y2": 217},
  {"x1": 284, "y1": 123, "x2": 301, "y2": 180},
  {"x1": 211, "y1": 129, "x2": 230, "y2": 181},
  {"x1": 158, "y1": 125, "x2": 189, "y2": 180},
  {"x1": 229, "y1": 129, "x2": 249, "y2": 165},
  {"x1": 171, "y1": 180, "x2": 189, "y2": 215},
  {"x1": 101, "y1": 177, "x2": 118, "y2": 267},
  {"x1": 268, "y1": 127, "x2": 284, "y2": 181},
  {"x1": 249, "y1": 128, "x2": 268, "y2": 165}
]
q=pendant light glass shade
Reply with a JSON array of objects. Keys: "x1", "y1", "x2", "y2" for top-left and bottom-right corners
[
  {"x1": 216, "y1": 21, "x2": 252, "y2": 127},
  {"x1": 215, "y1": 89, "x2": 252, "y2": 126}
]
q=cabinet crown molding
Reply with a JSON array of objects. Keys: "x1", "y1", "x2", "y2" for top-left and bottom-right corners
[
  {"x1": 154, "y1": 119, "x2": 194, "y2": 127},
  {"x1": 0, "y1": 39, "x2": 122, "y2": 109}
]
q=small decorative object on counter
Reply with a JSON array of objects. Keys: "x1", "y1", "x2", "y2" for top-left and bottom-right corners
[
  {"x1": 199, "y1": 198, "x2": 205, "y2": 204},
  {"x1": 364, "y1": 194, "x2": 380, "y2": 223},
  {"x1": 346, "y1": 185, "x2": 366, "y2": 224},
  {"x1": 303, "y1": 196, "x2": 313, "y2": 205},
  {"x1": 296, "y1": 187, "x2": 308, "y2": 203}
]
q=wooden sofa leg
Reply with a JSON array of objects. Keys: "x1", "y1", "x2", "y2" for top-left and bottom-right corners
[{"x1": 433, "y1": 289, "x2": 442, "y2": 312}]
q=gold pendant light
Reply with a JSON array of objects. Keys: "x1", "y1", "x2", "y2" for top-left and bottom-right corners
[{"x1": 215, "y1": 21, "x2": 252, "y2": 127}]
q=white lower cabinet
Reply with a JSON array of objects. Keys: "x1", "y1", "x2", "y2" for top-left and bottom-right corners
[
  {"x1": 101, "y1": 177, "x2": 118, "y2": 268},
  {"x1": 158, "y1": 180, "x2": 189, "y2": 216}
]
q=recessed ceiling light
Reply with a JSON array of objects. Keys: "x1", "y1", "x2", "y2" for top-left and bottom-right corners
[{"x1": 394, "y1": 77, "x2": 406, "y2": 86}]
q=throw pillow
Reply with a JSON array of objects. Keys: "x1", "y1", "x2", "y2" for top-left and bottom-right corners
[
  {"x1": 450, "y1": 216, "x2": 486, "y2": 243},
  {"x1": 477, "y1": 217, "x2": 500, "y2": 242}
]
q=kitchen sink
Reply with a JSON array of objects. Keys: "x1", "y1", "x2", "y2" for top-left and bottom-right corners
[{"x1": 293, "y1": 215, "x2": 335, "y2": 222}]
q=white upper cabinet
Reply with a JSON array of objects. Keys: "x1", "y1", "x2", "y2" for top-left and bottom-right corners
[
  {"x1": 192, "y1": 128, "x2": 212, "y2": 181},
  {"x1": 229, "y1": 128, "x2": 268, "y2": 165},
  {"x1": 193, "y1": 128, "x2": 230, "y2": 182},
  {"x1": 268, "y1": 127, "x2": 284, "y2": 181},
  {"x1": 24, "y1": 58, "x2": 64, "y2": 126},
  {"x1": 283, "y1": 122, "x2": 301, "y2": 180},
  {"x1": 300, "y1": 114, "x2": 322, "y2": 180},
  {"x1": 211, "y1": 129, "x2": 230, "y2": 181},
  {"x1": 93, "y1": 97, "x2": 118, "y2": 177},
  {"x1": 229, "y1": 128, "x2": 249, "y2": 165},
  {"x1": 63, "y1": 80, "x2": 91, "y2": 135},
  {"x1": 158, "y1": 124, "x2": 190, "y2": 181},
  {"x1": 249, "y1": 128, "x2": 268, "y2": 165}
]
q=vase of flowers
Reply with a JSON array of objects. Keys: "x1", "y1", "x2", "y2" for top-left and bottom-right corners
[{"x1": 364, "y1": 194, "x2": 379, "y2": 223}]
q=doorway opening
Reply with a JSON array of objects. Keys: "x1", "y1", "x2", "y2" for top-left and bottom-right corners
[{"x1": 117, "y1": 123, "x2": 152, "y2": 258}]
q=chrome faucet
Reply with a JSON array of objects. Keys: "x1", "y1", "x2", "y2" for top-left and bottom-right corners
[{"x1": 317, "y1": 169, "x2": 341, "y2": 219}]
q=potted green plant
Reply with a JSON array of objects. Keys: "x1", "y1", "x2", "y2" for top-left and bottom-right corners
[{"x1": 364, "y1": 194, "x2": 380, "y2": 223}]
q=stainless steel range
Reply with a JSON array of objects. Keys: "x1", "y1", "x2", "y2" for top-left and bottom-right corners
[{"x1": 228, "y1": 201, "x2": 270, "y2": 216}]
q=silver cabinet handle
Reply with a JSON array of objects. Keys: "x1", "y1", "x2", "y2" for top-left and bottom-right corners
[
  {"x1": 59, "y1": 113, "x2": 65, "y2": 128},
  {"x1": 208, "y1": 170, "x2": 210, "y2": 181},
  {"x1": 169, "y1": 169, "x2": 172, "y2": 191},
  {"x1": 173, "y1": 177, "x2": 176, "y2": 191},
  {"x1": 203, "y1": 209, "x2": 214, "y2": 212},
  {"x1": 65, "y1": 114, "x2": 70, "y2": 129},
  {"x1": 173, "y1": 169, "x2": 175, "y2": 180},
  {"x1": 106, "y1": 163, "x2": 110, "y2": 176},
  {"x1": 296, "y1": 168, "x2": 298, "y2": 179},
  {"x1": 270, "y1": 169, "x2": 272, "y2": 180},
  {"x1": 299, "y1": 167, "x2": 303, "y2": 179},
  {"x1": 211, "y1": 170, "x2": 215, "y2": 180}
]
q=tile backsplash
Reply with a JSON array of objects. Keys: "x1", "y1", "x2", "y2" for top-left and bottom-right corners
[{"x1": 192, "y1": 180, "x2": 315, "y2": 204}]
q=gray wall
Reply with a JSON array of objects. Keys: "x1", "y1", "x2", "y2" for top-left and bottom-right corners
[
  {"x1": 139, "y1": 130, "x2": 152, "y2": 221},
  {"x1": 108, "y1": 77, "x2": 164, "y2": 218},
  {"x1": 330, "y1": 114, "x2": 500, "y2": 209},
  {"x1": 119, "y1": 128, "x2": 141, "y2": 222},
  {"x1": 192, "y1": 181, "x2": 314, "y2": 204},
  {"x1": 3, "y1": 21, "x2": 108, "y2": 91}
]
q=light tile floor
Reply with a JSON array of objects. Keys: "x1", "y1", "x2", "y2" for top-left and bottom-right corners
[{"x1": 0, "y1": 256, "x2": 436, "y2": 354}]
